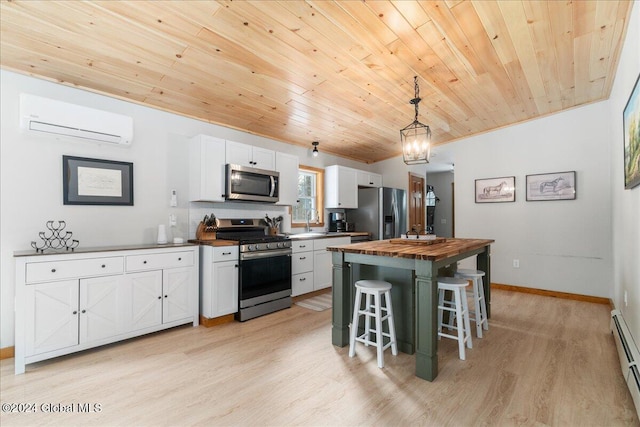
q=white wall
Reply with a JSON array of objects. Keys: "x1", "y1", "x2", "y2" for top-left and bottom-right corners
[
  {"x1": 454, "y1": 102, "x2": 612, "y2": 298},
  {"x1": 609, "y1": 4, "x2": 640, "y2": 344},
  {"x1": 379, "y1": 102, "x2": 614, "y2": 298},
  {"x1": 0, "y1": 70, "x2": 371, "y2": 348}
]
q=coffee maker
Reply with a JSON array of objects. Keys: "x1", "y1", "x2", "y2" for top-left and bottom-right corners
[{"x1": 328, "y1": 212, "x2": 346, "y2": 232}]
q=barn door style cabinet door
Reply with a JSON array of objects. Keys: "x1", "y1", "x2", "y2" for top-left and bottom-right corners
[{"x1": 14, "y1": 245, "x2": 199, "y2": 374}]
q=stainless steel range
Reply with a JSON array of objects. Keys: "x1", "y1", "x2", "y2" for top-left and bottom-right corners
[{"x1": 214, "y1": 219, "x2": 292, "y2": 321}]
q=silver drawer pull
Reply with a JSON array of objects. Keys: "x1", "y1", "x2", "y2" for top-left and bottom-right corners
[
  {"x1": 300, "y1": 245, "x2": 306, "y2": 248},
  {"x1": 300, "y1": 277, "x2": 306, "y2": 281},
  {"x1": 222, "y1": 252, "x2": 232, "y2": 255},
  {"x1": 101, "y1": 264, "x2": 106, "y2": 268},
  {"x1": 299, "y1": 256, "x2": 306, "y2": 260},
  {"x1": 51, "y1": 268, "x2": 56, "y2": 273}
]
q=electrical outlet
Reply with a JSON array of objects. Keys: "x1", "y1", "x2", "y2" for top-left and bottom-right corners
[
  {"x1": 169, "y1": 214, "x2": 177, "y2": 227},
  {"x1": 513, "y1": 259, "x2": 520, "y2": 268}
]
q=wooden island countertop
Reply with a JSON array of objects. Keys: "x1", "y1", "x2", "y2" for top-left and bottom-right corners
[{"x1": 327, "y1": 238, "x2": 495, "y2": 261}]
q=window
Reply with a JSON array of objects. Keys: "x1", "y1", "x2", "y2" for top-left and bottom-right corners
[{"x1": 292, "y1": 166, "x2": 324, "y2": 227}]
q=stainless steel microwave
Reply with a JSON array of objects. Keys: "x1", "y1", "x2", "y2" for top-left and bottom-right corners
[{"x1": 225, "y1": 164, "x2": 279, "y2": 203}]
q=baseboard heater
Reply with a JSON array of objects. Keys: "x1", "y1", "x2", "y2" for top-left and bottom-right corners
[{"x1": 611, "y1": 309, "x2": 640, "y2": 416}]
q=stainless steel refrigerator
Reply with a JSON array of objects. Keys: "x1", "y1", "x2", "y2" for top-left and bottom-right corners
[{"x1": 349, "y1": 187, "x2": 407, "y2": 240}]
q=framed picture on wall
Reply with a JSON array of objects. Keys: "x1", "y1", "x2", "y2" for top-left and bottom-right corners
[
  {"x1": 526, "y1": 171, "x2": 576, "y2": 201},
  {"x1": 475, "y1": 176, "x2": 515, "y2": 203},
  {"x1": 623, "y1": 74, "x2": 640, "y2": 189},
  {"x1": 63, "y1": 156, "x2": 134, "y2": 205}
]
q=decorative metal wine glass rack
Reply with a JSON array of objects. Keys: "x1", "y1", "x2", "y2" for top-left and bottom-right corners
[{"x1": 31, "y1": 220, "x2": 79, "y2": 253}]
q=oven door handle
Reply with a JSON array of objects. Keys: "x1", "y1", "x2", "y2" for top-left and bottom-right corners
[{"x1": 240, "y1": 249, "x2": 292, "y2": 260}]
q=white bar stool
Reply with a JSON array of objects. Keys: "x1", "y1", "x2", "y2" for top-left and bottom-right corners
[
  {"x1": 349, "y1": 280, "x2": 398, "y2": 368},
  {"x1": 455, "y1": 268, "x2": 489, "y2": 338},
  {"x1": 438, "y1": 277, "x2": 473, "y2": 360}
]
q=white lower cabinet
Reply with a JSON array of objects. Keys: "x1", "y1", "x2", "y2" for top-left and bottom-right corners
[
  {"x1": 15, "y1": 245, "x2": 199, "y2": 374},
  {"x1": 200, "y1": 245, "x2": 239, "y2": 319},
  {"x1": 291, "y1": 237, "x2": 350, "y2": 296},
  {"x1": 313, "y1": 251, "x2": 333, "y2": 291},
  {"x1": 25, "y1": 279, "x2": 79, "y2": 357},
  {"x1": 292, "y1": 240, "x2": 313, "y2": 297},
  {"x1": 127, "y1": 270, "x2": 163, "y2": 331},
  {"x1": 79, "y1": 275, "x2": 129, "y2": 344},
  {"x1": 313, "y1": 237, "x2": 350, "y2": 291},
  {"x1": 163, "y1": 267, "x2": 195, "y2": 323}
]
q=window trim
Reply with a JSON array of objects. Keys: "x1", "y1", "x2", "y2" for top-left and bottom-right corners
[{"x1": 292, "y1": 165, "x2": 324, "y2": 228}]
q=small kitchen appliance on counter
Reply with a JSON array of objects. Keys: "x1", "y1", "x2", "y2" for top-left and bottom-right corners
[
  {"x1": 328, "y1": 212, "x2": 346, "y2": 232},
  {"x1": 193, "y1": 218, "x2": 292, "y2": 321}
]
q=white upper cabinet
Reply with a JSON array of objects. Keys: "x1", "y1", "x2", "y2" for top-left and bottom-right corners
[
  {"x1": 276, "y1": 152, "x2": 299, "y2": 206},
  {"x1": 325, "y1": 165, "x2": 358, "y2": 209},
  {"x1": 226, "y1": 140, "x2": 276, "y2": 170},
  {"x1": 189, "y1": 134, "x2": 226, "y2": 202},
  {"x1": 357, "y1": 170, "x2": 382, "y2": 187}
]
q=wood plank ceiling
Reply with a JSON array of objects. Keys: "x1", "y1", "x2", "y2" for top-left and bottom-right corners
[{"x1": 0, "y1": 0, "x2": 634, "y2": 164}]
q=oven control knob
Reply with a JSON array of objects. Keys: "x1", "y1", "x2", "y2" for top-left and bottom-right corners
[
  {"x1": 277, "y1": 242, "x2": 283, "y2": 248},
  {"x1": 266, "y1": 243, "x2": 271, "y2": 249},
  {"x1": 247, "y1": 245, "x2": 255, "y2": 251}
]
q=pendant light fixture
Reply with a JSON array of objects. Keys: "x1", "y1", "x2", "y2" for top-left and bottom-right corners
[
  {"x1": 312, "y1": 141, "x2": 319, "y2": 157},
  {"x1": 400, "y1": 76, "x2": 431, "y2": 164}
]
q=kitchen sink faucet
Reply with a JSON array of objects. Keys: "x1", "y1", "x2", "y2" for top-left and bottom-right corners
[{"x1": 305, "y1": 209, "x2": 319, "y2": 232}]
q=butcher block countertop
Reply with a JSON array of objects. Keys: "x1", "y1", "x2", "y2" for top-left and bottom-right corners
[{"x1": 327, "y1": 238, "x2": 495, "y2": 262}]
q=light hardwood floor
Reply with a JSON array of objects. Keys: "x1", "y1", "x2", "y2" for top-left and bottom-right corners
[{"x1": 1, "y1": 289, "x2": 638, "y2": 426}]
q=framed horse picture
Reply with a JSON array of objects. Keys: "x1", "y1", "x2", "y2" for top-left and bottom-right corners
[
  {"x1": 526, "y1": 171, "x2": 576, "y2": 201},
  {"x1": 623, "y1": 74, "x2": 640, "y2": 189},
  {"x1": 475, "y1": 176, "x2": 515, "y2": 203}
]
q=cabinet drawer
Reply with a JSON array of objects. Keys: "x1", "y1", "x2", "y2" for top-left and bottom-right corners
[
  {"x1": 213, "y1": 246, "x2": 238, "y2": 262},
  {"x1": 26, "y1": 257, "x2": 124, "y2": 283},
  {"x1": 292, "y1": 253, "x2": 313, "y2": 275},
  {"x1": 292, "y1": 240, "x2": 312, "y2": 253},
  {"x1": 126, "y1": 251, "x2": 194, "y2": 272},
  {"x1": 292, "y1": 272, "x2": 314, "y2": 297}
]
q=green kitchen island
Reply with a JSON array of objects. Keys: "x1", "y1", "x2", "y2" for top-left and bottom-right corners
[{"x1": 328, "y1": 238, "x2": 494, "y2": 381}]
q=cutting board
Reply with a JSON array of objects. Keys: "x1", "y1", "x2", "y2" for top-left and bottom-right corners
[{"x1": 389, "y1": 237, "x2": 447, "y2": 246}]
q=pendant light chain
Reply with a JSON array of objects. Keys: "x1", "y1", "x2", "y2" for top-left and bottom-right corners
[
  {"x1": 413, "y1": 76, "x2": 421, "y2": 123},
  {"x1": 400, "y1": 75, "x2": 431, "y2": 165}
]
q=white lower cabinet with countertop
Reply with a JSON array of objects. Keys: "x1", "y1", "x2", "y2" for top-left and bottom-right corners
[
  {"x1": 313, "y1": 237, "x2": 350, "y2": 290},
  {"x1": 199, "y1": 245, "x2": 239, "y2": 319},
  {"x1": 292, "y1": 240, "x2": 314, "y2": 296},
  {"x1": 14, "y1": 245, "x2": 199, "y2": 374},
  {"x1": 291, "y1": 236, "x2": 350, "y2": 296}
]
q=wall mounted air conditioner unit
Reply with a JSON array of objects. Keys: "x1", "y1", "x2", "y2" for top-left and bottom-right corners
[
  {"x1": 611, "y1": 309, "x2": 640, "y2": 416},
  {"x1": 20, "y1": 93, "x2": 133, "y2": 146}
]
